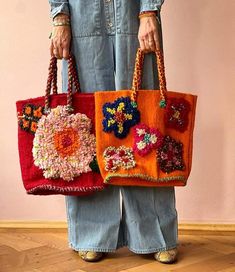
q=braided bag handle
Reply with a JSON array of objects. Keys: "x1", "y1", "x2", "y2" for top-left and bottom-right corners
[
  {"x1": 44, "y1": 55, "x2": 80, "y2": 113},
  {"x1": 131, "y1": 48, "x2": 167, "y2": 108}
]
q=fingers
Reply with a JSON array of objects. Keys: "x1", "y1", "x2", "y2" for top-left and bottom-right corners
[
  {"x1": 50, "y1": 26, "x2": 71, "y2": 59},
  {"x1": 138, "y1": 16, "x2": 160, "y2": 53},
  {"x1": 148, "y1": 34, "x2": 156, "y2": 52},
  {"x1": 55, "y1": 43, "x2": 63, "y2": 59},
  {"x1": 62, "y1": 39, "x2": 70, "y2": 59},
  {"x1": 139, "y1": 34, "x2": 156, "y2": 53},
  {"x1": 139, "y1": 38, "x2": 145, "y2": 52},
  {"x1": 63, "y1": 47, "x2": 70, "y2": 59},
  {"x1": 144, "y1": 39, "x2": 152, "y2": 52},
  {"x1": 153, "y1": 27, "x2": 161, "y2": 51}
]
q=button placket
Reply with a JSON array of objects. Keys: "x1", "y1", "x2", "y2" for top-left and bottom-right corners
[{"x1": 103, "y1": 0, "x2": 115, "y2": 34}]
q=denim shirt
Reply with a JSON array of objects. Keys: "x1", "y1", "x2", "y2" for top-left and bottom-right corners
[{"x1": 49, "y1": 0, "x2": 164, "y2": 37}]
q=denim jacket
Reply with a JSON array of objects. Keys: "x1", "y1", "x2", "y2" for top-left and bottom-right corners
[
  {"x1": 49, "y1": 0, "x2": 164, "y2": 37},
  {"x1": 48, "y1": 0, "x2": 165, "y2": 93}
]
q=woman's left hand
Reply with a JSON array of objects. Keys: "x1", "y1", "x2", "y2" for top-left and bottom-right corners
[{"x1": 138, "y1": 16, "x2": 161, "y2": 53}]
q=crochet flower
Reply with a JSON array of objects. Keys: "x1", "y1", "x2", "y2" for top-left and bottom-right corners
[
  {"x1": 165, "y1": 98, "x2": 190, "y2": 132},
  {"x1": 103, "y1": 146, "x2": 136, "y2": 172},
  {"x1": 133, "y1": 124, "x2": 163, "y2": 156},
  {"x1": 157, "y1": 135, "x2": 185, "y2": 173},
  {"x1": 33, "y1": 106, "x2": 96, "y2": 181},
  {"x1": 18, "y1": 103, "x2": 44, "y2": 134},
  {"x1": 102, "y1": 97, "x2": 140, "y2": 138}
]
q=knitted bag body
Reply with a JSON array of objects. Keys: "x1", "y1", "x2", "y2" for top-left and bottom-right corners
[
  {"x1": 16, "y1": 56, "x2": 104, "y2": 195},
  {"x1": 95, "y1": 49, "x2": 197, "y2": 187}
]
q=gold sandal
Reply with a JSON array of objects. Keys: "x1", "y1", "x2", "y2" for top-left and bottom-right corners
[
  {"x1": 78, "y1": 251, "x2": 104, "y2": 262},
  {"x1": 154, "y1": 248, "x2": 178, "y2": 264}
]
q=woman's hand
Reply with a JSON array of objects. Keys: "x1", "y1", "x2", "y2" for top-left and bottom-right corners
[
  {"x1": 138, "y1": 16, "x2": 161, "y2": 53},
  {"x1": 50, "y1": 14, "x2": 71, "y2": 59}
]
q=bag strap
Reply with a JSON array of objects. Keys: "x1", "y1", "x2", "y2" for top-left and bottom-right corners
[
  {"x1": 131, "y1": 48, "x2": 167, "y2": 108},
  {"x1": 44, "y1": 54, "x2": 80, "y2": 113}
]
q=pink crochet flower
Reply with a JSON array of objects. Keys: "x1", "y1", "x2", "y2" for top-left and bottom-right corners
[
  {"x1": 33, "y1": 106, "x2": 96, "y2": 181},
  {"x1": 133, "y1": 124, "x2": 163, "y2": 156}
]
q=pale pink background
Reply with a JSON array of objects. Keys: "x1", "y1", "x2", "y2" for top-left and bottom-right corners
[{"x1": 0, "y1": 0, "x2": 234, "y2": 223}]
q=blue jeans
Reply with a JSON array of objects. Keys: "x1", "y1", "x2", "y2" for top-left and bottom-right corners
[{"x1": 65, "y1": 186, "x2": 178, "y2": 254}]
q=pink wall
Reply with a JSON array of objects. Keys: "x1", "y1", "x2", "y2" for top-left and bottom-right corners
[{"x1": 0, "y1": 0, "x2": 234, "y2": 223}]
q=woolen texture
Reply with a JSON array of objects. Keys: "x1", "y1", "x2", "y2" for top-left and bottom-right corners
[
  {"x1": 16, "y1": 93, "x2": 105, "y2": 195},
  {"x1": 95, "y1": 89, "x2": 197, "y2": 187}
]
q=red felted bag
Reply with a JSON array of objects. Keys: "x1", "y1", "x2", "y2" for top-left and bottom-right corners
[{"x1": 16, "y1": 55, "x2": 105, "y2": 195}]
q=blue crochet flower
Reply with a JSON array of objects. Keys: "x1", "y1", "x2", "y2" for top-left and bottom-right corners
[{"x1": 102, "y1": 97, "x2": 140, "y2": 138}]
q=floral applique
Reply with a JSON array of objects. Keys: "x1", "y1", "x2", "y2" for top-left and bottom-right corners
[
  {"x1": 103, "y1": 146, "x2": 136, "y2": 172},
  {"x1": 165, "y1": 98, "x2": 190, "y2": 132},
  {"x1": 102, "y1": 97, "x2": 140, "y2": 138},
  {"x1": 157, "y1": 135, "x2": 185, "y2": 173},
  {"x1": 18, "y1": 104, "x2": 44, "y2": 134},
  {"x1": 133, "y1": 124, "x2": 163, "y2": 156},
  {"x1": 33, "y1": 106, "x2": 96, "y2": 181}
]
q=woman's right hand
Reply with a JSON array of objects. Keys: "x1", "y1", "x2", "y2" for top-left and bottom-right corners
[{"x1": 50, "y1": 14, "x2": 71, "y2": 59}]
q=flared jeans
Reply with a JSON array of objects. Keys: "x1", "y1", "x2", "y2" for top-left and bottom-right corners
[{"x1": 65, "y1": 186, "x2": 178, "y2": 254}]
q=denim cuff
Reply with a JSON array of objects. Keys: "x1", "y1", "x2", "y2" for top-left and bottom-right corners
[
  {"x1": 140, "y1": 0, "x2": 164, "y2": 12},
  {"x1": 49, "y1": 0, "x2": 70, "y2": 19}
]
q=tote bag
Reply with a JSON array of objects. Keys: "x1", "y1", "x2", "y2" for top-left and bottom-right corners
[
  {"x1": 16, "y1": 55, "x2": 104, "y2": 195},
  {"x1": 95, "y1": 48, "x2": 197, "y2": 187}
]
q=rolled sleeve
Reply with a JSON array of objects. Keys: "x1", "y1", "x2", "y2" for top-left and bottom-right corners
[
  {"x1": 49, "y1": 0, "x2": 70, "y2": 19},
  {"x1": 140, "y1": 0, "x2": 165, "y2": 12}
]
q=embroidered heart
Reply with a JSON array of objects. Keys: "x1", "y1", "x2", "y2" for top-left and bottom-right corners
[
  {"x1": 103, "y1": 146, "x2": 136, "y2": 172},
  {"x1": 133, "y1": 124, "x2": 163, "y2": 156}
]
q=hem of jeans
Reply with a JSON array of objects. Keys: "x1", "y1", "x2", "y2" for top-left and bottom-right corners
[
  {"x1": 68, "y1": 242, "x2": 118, "y2": 253},
  {"x1": 127, "y1": 243, "x2": 178, "y2": 254}
]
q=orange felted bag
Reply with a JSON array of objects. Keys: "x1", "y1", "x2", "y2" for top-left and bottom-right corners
[{"x1": 94, "y1": 48, "x2": 197, "y2": 187}]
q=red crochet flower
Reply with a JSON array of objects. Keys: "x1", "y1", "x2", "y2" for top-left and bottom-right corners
[
  {"x1": 157, "y1": 135, "x2": 185, "y2": 173},
  {"x1": 165, "y1": 98, "x2": 190, "y2": 132},
  {"x1": 133, "y1": 124, "x2": 163, "y2": 156}
]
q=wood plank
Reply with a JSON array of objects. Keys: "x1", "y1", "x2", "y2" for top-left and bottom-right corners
[
  {"x1": 0, "y1": 230, "x2": 234, "y2": 272},
  {"x1": 171, "y1": 253, "x2": 235, "y2": 272},
  {"x1": 218, "y1": 267, "x2": 235, "y2": 272},
  {"x1": 119, "y1": 248, "x2": 222, "y2": 272},
  {"x1": 80, "y1": 248, "x2": 155, "y2": 272},
  {"x1": 0, "y1": 233, "x2": 42, "y2": 251},
  {"x1": 14, "y1": 232, "x2": 69, "y2": 251}
]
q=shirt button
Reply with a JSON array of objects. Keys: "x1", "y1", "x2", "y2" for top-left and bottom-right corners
[{"x1": 108, "y1": 22, "x2": 113, "y2": 27}]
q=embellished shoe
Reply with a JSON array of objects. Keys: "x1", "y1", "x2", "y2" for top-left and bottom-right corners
[
  {"x1": 154, "y1": 248, "x2": 178, "y2": 264},
  {"x1": 78, "y1": 251, "x2": 104, "y2": 262}
]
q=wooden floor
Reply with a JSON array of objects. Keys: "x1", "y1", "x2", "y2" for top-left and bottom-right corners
[{"x1": 0, "y1": 229, "x2": 234, "y2": 272}]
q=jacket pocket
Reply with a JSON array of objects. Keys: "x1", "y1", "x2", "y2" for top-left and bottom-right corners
[{"x1": 69, "y1": 0, "x2": 101, "y2": 37}]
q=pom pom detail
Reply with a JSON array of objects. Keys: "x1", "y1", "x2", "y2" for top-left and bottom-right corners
[
  {"x1": 33, "y1": 106, "x2": 96, "y2": 181},
  {"x1": 103, "y1": 146, "x2": 136, "y2": 172}
]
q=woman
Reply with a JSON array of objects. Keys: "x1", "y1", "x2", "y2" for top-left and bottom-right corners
[{"x1": 48, "y1": 0, "x2": 178, "y2": 264}]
